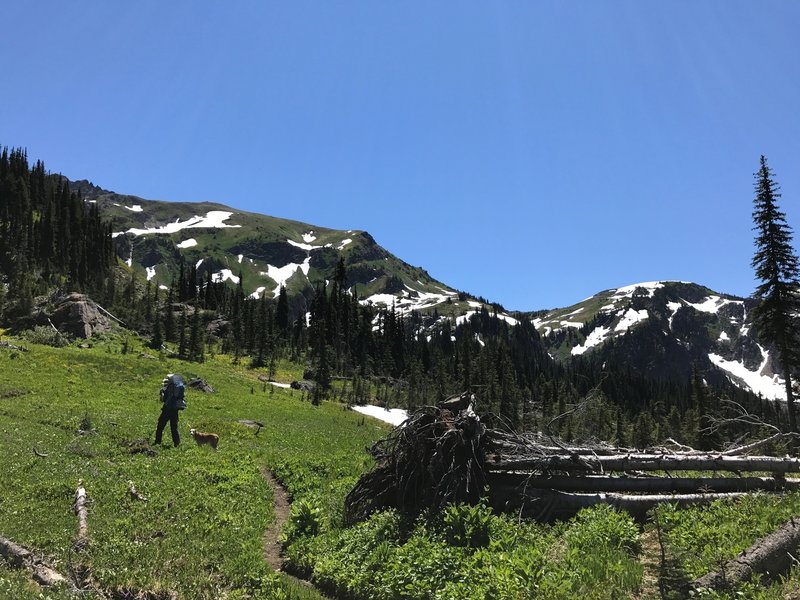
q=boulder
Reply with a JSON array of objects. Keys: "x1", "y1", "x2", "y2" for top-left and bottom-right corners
[
  {"x1": 188, "y1": 378, "x2": 214, "y2": 393},
  {"x1": 48, "y1": 293, "x2": 114, "y2": 339},
  {"x1": 291, "y1": 380, "x2": 316, "y2": 392}
]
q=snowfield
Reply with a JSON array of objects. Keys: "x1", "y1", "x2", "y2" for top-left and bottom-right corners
[
  {"x1": 572, "y1": 326, "x2": 611, "y2": 356},
  {"x1": 112, "y1": 211, "x2": 241, "y2": 237},
  {"x1": 615, "y1": 308, "x2": 649, "y2": 332},
  {"x1": 362, "y1": 286, "x2": 456, "y2": 314},
  {"x1": 351, "y1": 405, "x2": 409, "y2": 426},
  {"x1": 212, "y1": 269, "x2": 240, "y2": 284},
  {"x1": 262, "y1": 257, "x2": 311, "y2": 297},
  {"x1": 709, "y1": 348, "x2": 786, "y2": 401}
]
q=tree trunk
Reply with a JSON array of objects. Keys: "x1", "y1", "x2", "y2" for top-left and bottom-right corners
[
  {"x1": 490, "y1": 473, "x2": 800, "y2": 494},
  {"x1": 496, "y1": 489, "x2": 744, "y2": 522},
  {"x1": 487, "y1": 453, "x2": 800, "y2": 474},
  {"x1": 0, "y1": 536, "x2": 68, "y2": 587},
  {"x1": 782, "y1": 345, "x2": 798, "y2": 451},
  {"x1": 690, "y1": 516, "x2": 800, "y2": 592},
  {"x1": 74, "y1": 482, "x2": 88, "y2": 543}
]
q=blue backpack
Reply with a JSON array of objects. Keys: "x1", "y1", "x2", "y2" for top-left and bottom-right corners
[{"x1": 164, "y1": 374, "x2": 187, "y2": 410}]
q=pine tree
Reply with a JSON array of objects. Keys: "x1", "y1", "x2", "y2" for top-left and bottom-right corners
[
  {"x1": 751, "y1": 155, "x2": 800, "y2": 438},
  {"x1": 276, "y1": 285, "x2": 289, "y2": 336}
]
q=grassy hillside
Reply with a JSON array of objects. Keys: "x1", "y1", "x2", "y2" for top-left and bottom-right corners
[
  {"x1": 0, "y1": 332, "x2": 384, "y2": 599},
  {"x1": 3, "y1": 332, "x2": 800, "y2": 599},
  {"x1": 76, "y1": 185, "x2": 468, "y2": 310}
]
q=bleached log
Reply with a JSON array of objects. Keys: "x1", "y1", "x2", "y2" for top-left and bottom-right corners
[
  {"x1": 0, "y1": 536, "x2": 68, "y2": 587},
  {"x1": 0, "y1": 536, "x2": 32, "y2": 567},
  {"x1": 74, "y1": 482, "x2": 88, "y2": 542},
  {"x1": 487, "y1": 453, "x2": 800, "y2": 474},
  {"x1": 721, "y1": 433, "x2": 787, "y2": 456},
  {"x1": 691, "y1": 516, "x2": 800, "y2": 592},
  {"x1": 31, "y1": 565, "x2": 68, "y2": 587},
  {"x1": 491, "y1": 473, "x2": 800, "y2": 494},
  {"x1": 127, "y1": 481, "x2": 147, "y2": 502},
  {"x1": 501, "y1": 489, "x2": 745, "y2": 521}
]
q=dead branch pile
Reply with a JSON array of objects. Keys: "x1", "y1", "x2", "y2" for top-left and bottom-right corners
[
  {"x1": 345, "y1": 399, "x2": 487, "y2": 524},
  {"x1": 345, "y1": 392, "x2": 800, "y2": 524}
]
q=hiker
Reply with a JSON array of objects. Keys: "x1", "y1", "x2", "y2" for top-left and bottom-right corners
[{"x1": 155, "y1": 373, "x2": 186, "y2": 447}]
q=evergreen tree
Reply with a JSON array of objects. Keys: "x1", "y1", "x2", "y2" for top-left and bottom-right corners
[
  {"x1": 276, "y1": 285, "x2": 289, "y2": 336},
  {"x1": 189, "y1": 305, "x2": 204, "y2": 362},
  {"x1": 751, "y1": 155, "x2": 800, "y2": 438},
  {"x1": 178, "y1": 306, "x2": 188, "y2": 358}
]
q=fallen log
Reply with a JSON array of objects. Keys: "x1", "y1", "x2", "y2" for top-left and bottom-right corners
[
  {"x1": 127, "y1": 481, "x2": 148, "y2": 502},
  {"x1": 0, "y1": 536, "x2": 31, "y2": 567},
  {"x1": 74, "y1": 481, "x2": 89, "y2": 544},
  {"x1": 501, "y1": 489, "x2": 745, "y2": 522},
  {"x1": 0, "y1": 536, "x2": 68, "y2": 588},
  {"x1": 690, "y1": 516, "x2": 800, "y2": 592},
  {"x1": 488, "y1": 453, "x2": 800, "y2": 474},
  {"x1": 0, "y1": 341, "x2": 28, "y2": 352},
  {"x1": 491, "y1": 473, "x2": 800, "y2": 494},
  {"x1": 347, "y1": 398, "x2": 800, "y2": 525}
]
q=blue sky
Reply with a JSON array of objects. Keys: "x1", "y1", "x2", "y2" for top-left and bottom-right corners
[{"x1": 2, "y1": 2, "x2": 799, "y2": 310}]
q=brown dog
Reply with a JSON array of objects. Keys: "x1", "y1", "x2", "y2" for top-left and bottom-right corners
[{"x1": 189, "y1": 428, "x2": 219, "y2": 451}]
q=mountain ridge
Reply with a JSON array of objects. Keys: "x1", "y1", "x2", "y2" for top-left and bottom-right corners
[{"x1": 66, "y1": 179, "x2": 782, "y2": 403}]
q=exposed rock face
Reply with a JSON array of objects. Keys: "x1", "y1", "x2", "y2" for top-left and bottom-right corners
[{"x1": 49, "y1": 293, "x2": 114, "y2": 338}]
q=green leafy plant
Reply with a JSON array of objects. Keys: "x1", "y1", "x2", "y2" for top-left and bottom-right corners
[{"x1": 440, "y1": 502, "x2": 493, "y2": 549}]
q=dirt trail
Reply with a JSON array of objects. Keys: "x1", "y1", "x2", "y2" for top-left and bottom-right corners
[
  {"x1": 636, "y1": 529, "x2": 661, "y2": 599},
  {"x1": 261, "y1": 466, "x2": 292, "y2": 571},
  {"x1": 260, "y1": 466, "x2": 332, "y2": 599}
]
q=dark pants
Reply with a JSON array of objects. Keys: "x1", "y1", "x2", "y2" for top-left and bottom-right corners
[{"x1": 155, "y1": 407, "x2": 180, "y2": 446}]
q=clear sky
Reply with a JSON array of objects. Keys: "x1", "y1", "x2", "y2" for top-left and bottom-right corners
[{"x1": 2, "y1": 2, "x2": 799, "y2": 310}]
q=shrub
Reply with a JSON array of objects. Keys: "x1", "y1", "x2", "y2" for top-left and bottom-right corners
[
  {"x1": 440, "y1": 502, "x2": 493, "y2": 549},
  {"x1": 21, "y1": 325, "x2": 69, "y2": 347}
]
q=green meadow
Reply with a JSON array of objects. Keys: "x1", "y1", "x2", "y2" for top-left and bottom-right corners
[{"x1": 3, "y1": 333, "x2": 800, "y2": 599}]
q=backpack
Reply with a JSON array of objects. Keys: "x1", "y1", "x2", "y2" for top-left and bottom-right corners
[{"x1": 164, "y1": 374, "x2": 187, "y2": 410}]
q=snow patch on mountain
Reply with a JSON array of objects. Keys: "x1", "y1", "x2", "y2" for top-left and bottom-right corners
[
  {"x1": 362, "y1": 287, "x2": 453, "y2": 314},
  {"x1": 196, "y1": 258, "x2": 204, "y2": 268},
  {"x1": 124, "y1": 204, "x2": 144, "y2": 212},
  {"x1": 337, "y1": 238, "x2": 353, "y2": 250},
  {"x1": 288, "y1": 239, "x2": 321, "y2": 251},
  {"x1": 302, "y1": 232, "x2": 316, "y2": 243},
  {"x1": 146, "y1": 266, "x2": 156, "y2": 281},
  {"x1": 177, "y1": 238, "x2": 198, "y2": 249},
  {"x1": 572, "y1": 326, "x2": 612, "y2": 356},
  {"x1": 497, "y1": 314, "x2": 519, "y2": 326},
  {"x1": 688, "y1": 296, "x2": 743, "y2": 314},
  {"x1": 456, "y1": 311, "x2": 477, "y2": 326},
  {"x1": 612, "y1": 281, "x2": 665, "y2": 298},
  {"x1": 262, "y1": 258, "x2": 311, "y2": 297},
  {"x1": 250, "y1": 286, "x2": 266, "y2": 300},
  {"x1": 709, "y1": 349, "x2": 785, "y2": 400},
  {"x1": 212, "y1": 269, "x2": 240, "y2": 284},
  {"x1": 351, "y1": 405, "x2": 408, "y2": 426},
  {"x1": 615, "y1": 308, "x2": 649, "y2": 332},
  {"x1": 237, "y1": 254, "x2": 244, "y2": 264},
  {"x1": 112, "y1": 211, "x2": 241, "y2": 237}
]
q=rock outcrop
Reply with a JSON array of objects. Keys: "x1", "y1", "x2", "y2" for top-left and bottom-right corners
[{"x1": 47, "y1": 293, "x2": 115, "y2": 339}]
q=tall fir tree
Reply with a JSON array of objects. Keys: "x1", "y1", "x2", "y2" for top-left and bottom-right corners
[{"x1": 751, "y1": 155, "x2": 800, "y2": 439}]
